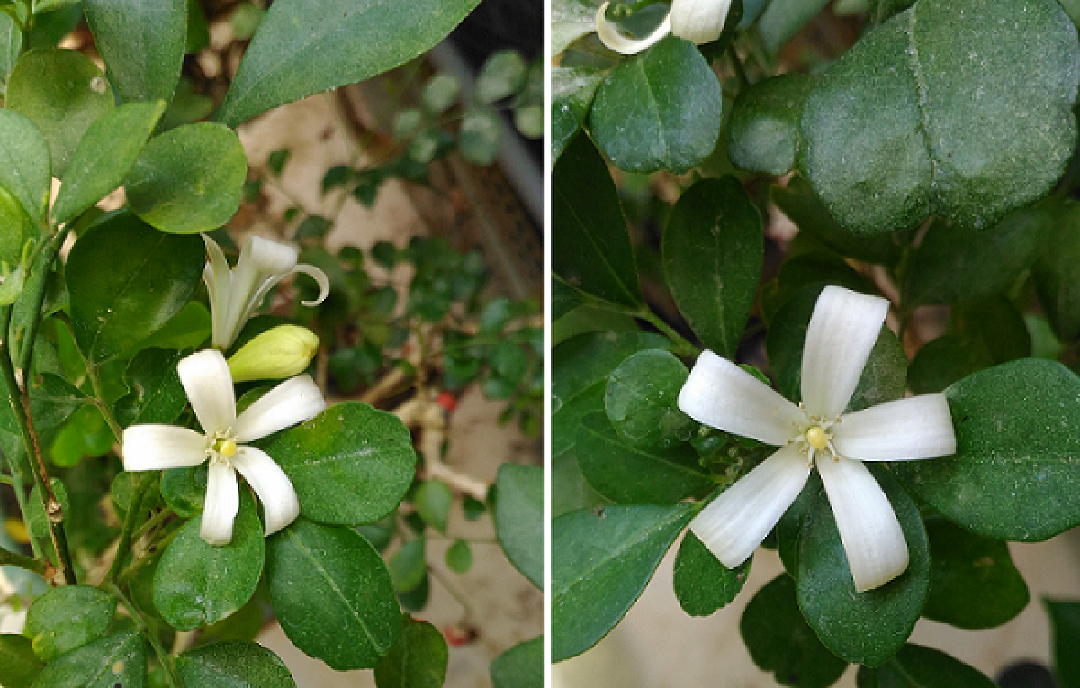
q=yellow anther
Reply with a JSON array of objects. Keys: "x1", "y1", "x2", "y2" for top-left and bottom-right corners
[
  {"x1": 805, "y1": 426, "x2": 828, "y2": 451},
  {"x1": 215, "y1": 438, "x2": 239, "y2": 458}
]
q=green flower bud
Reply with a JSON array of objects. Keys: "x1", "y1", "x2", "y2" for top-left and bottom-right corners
[{"x1": 227, "y1": 325, "x2": 320, "y2": 383}]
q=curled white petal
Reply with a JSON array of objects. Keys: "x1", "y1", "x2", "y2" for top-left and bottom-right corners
[
  {"x1": 121, "y1": 425, "x2": 207, "y2": 471},
  {"x1": 232, "y1": 446, "x2": 300, "y2": 535},
  {"x1": 177, "y1": 349, "x2": 236, "y2": 435},
  {"x1": 689, "y1": 444, "x2": 811, "y2": 568},
  {"x1": 201, "y1": 460, "x2": 239, "y2": 546},
  {"x1": 833, "y1": 394, "x2": 957, "y2": 461},
  {"x1": 596, "y1": 2, "x2": 672, "y2": 55},
  {"x1": 293, "y1": 263, "x2": 331, "y2": 307},
  {"x1": 202, "y1": 234, "x2": 234, "y2": 350},
  {"x1": 233, "y1": 374, "x2": 327, "y2": 442},
  {"x1": 679, "y1": 350, "x2": 804, "y2": 446},
  {"x1": 816, "y1": 455, "x2": 908, "y2": 592},
  {"x1": 801, "y1": 286, "x2": 889, "y2": 419},
  {"x1": 670, "y1": 0, "x2": 731, "y2": 45}
]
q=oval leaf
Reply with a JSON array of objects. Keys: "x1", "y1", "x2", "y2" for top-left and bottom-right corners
[
  {"x1": 175, "y1": 641, "x2": 296, "y2": 688},
  {"x1": 25, "y1": 585, "x2": 116, "y2": 662},
  {"x1": 266, "y1": 519, "x2": 401, "y2": 670},
  {"x1": 84, "y1": 0, "x2": 186, "y2": 105},
  {"x1": 495, "y1": 463, "x2": 543, "y2": 588},
  {"x1": 673, "y1": 530, "x2": 751, "y2": 617},
  {"x1": 373, "y1": 615, "x2": 448, "y2": 688},
  {"x1": 728, "y1": 73, "x2": 817, "y2": 175},
  {"x1": 30, "y1": 631, "x2": 147, "y2": 688},
  {"x1": 0, "y1": 108, "x2": 51, "y2": 224},
  {"x1": 604, "y1": 349, "x2": 695, "y2": 449},
  {"x1": 856, "y1": 643, "x2": 997, "y2": 687},
  {"x1": 490, "y1": 636, "x2": 543, "y2": 688}
]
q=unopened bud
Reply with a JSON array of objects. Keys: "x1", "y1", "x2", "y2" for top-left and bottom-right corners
[{"x1": 227, "y1": 325, "x2": 319, "y2": 383}]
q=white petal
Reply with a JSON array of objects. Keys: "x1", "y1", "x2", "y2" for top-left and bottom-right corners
[
  {"x1": 177, "y1": 349, "x2": 236, "y2": 434},
  {"x1": 670, "y1": 0, "x2": 731, "y2": 45},
  {"x1": 800, "y1": 285, "x2": 890, "y2": 419},
  {"x1": 232, "y1": 446, "x2": 300, "y2": 535},
  {"x1": 202, "y1": 234, "x2": 235, "y2": 350},
  {"x1": 201, "y1": 460, "x2": 239, "y2": 546},
  {"x1": 833, "y1": 394, "x2": 957, "y2": 461},
  {"x1": 678, "y1": 350, "x2": 804, "y2": 445},
  {"x1": 227, "y1": 236, "x2": 298, "y2": 347},
  {"x1": 816, "y1": 455, "x2": 908, "y2": 592},
  {"x1": 689, "y1": 444, "x2": 811, "y2": 568},
  {"x1": 121, "y1": 425, "x2": 207, "y2": 471},
  {"x1": 233, "y1": 374, "x2": 327, "y2": 442},
  {"x1": 596, "y1": 2, "x2": 672, "y2": 55},
  {"x1": 293, "y1": 264, "x2": 331, "y2": 307}
]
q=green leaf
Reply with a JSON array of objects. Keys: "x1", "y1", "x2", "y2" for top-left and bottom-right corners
[
  {"x1": 0, "y1": 12, "x2": 21, "y2": 96},
  {"x1": 552, "y1": 504, "x2": 692, "y2": 661},
  {"x1": 1033, "y1": 198, "x2": 1080, "y2": 340},
  {"x1": 135, "y1": 301, "x2": 212, "y2": 352},
  {"x1": 589, "y1": 36, "x2": 724, "y2": 173},
  {"x1": 160, "y1": 465, "x2": 207, "y2": 518},
  {"x1": 476, "y1": 50, "x2": 527, "y2": 104},
  {"x1": 0, "y1": 633, "x2": 43, "y2": 688},
  {"x1": 390, "y1": 537, "x2": 427, "y2": 593},
  {"x1": 672, "y1": 530, "x2": 750, "y2": 617},
  {"x1": 5, "y1": 48, "x2": 113, "y2": 180},
  {"x1": 0, "y1": 108, "x2": 51, "y2": 224},
  {"x1": 374, "y1": 615, "x2": 448, "y2": 688},
  {"x1": 662, "y1": 176, "x2": 763, "y2": 357},
  {"x1": 552, "y1": 65, "x2": 606, "y2": 163},
  {"x1": 857, "y1": 643, "x2": 997, "y2": 688},
  {"x1": 1046, "y1": 598, "x2": 1080, "y2": 688},
  {"x1": 125, "y1": 122, "x2": 247, "y2": 234},
  {"x1": 798, "y1": 0, "x2": 1079, "y2": 234},
  {"x1": 553, "y1": 133, "x2": 642, "y2": 308},
  {"x1": 0, "y1": 374, "x2": 87, "y2": 435},
  {"x1": 922, "y1": 518, "x2": 1029, "y2": 629},
  {"x1": 459, "y1": 106, "x2": 501, "y2": 165},
  {"x1": 759, "y1": 0, "x2": 829, "y2": 54},
  {"x1": 25, "y1": 585, "x2": 116, "y2": 662},
  {"x1": 267, "y1": 519, "x2": 400, "y2": 670},
  {"x1": 894, "y1": 358, "x2": 1080, "y2": 541},
  {"x1": 797, "y1": 466, "x2": 930, "y2": 666},
  {"x1": 445, "y1": 538, "x2": 473, "y2": 573},
  {"x1": 728, "y1": 74, "x2": 817, "y2": 175},
  {"x1": 30, "y1": 631, "x2": 147, "y2": 688},
  {"x1": 53, "y1": 102, "x2": 166, "y2": 228},
  {"x1": 604, "y1": 349, "x2": 696, "y2": 449},
  {"x1": 741, "y1": 574, "x2": 848, "y2": 687},
  {"x1": 175, "y1": 641, "x2": 296, "y2": 688},
  {"x1": 256, "y1": 402, "x2": 416, "y2": 526},
  {"x1": 66, "y1": 211, "x2": 204, "y2": 364},
  {"x1": 83, "y1": 0, "x2": 186, "y2": 105},
  {"x1": 153, "y1": 489, "x2": 265, "y2": 631},
  {"x1": 552, "y1": 0, "x2": 602, "y2": 55},
  {"x1": 415, "y1": 480, "x2": 453, "y2": 534},
  {"x1": 495, "y1": 463, "x2": 543, "y2": 588},
  {"x1": 553, "y1": 453, "x2": 610, "y2": 519},
  {"x1": 490, "y1": 636, "x2": 543, "y2": 688},
  {"x1": 215, "y1": 0, "x2": 482, "y2": 127}
]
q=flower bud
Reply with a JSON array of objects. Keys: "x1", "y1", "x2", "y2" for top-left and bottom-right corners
[{"x1": 227, "y1": 325, "x2": 319, "y2": 383}]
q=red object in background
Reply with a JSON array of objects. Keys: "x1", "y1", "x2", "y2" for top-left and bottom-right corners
[{"x1": 436, "y1": 391, "x2": 457, "y2": 413}]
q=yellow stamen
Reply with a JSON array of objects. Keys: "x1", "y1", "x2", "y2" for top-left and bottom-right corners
[
  {"x1": 805, "y1": 426, "x2": 828, "y2": 451},
  {"x1": 216, "y1": 438, "x2": 238, "y2": 458}
]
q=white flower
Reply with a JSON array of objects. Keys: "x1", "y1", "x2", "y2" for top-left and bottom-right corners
[
  {"x1": 679, "y1": 286, "x2": 956, "y2": 592},
  {"x1": 203, "y1": 234, "x2": 330, "y2": 350},
  {"x1": 595, "y1": 0, "x2": 732, "y2": 55},
  {"x1": 121, "y1": 349, "x2": 327, "y2": 545}
]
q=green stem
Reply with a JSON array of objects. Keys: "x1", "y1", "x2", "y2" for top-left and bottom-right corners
[
  {"x1": 104, "y1": 474, "x2": 153, "y2": 584},
  {"x1": 130, "y1": 506, "x2": 174, "y2": 544},
  {"x1": 85, "y1": 362, "x2": 123, "y2": 442},
  {"x1": 637, "y1": 309, "x2": 700, "y2": 357},
  {"x1": 729, "y1": 46, "x2": 750, "y2": 91},
  {"x1": 104, "y1": 583, "x2": 183, "y2": 688},
  {"x1": 0, "y1": 546, "x2": 45, "y2": 575}
]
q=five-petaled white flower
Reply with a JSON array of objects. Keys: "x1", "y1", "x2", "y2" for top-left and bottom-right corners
[
  {"x1": 203, "y1": 234, "x2": 330, "y2": 350},
  {"x1": 679, "y1": 285, "x2": 957, "y2": 592},
  {"x1": 596, "y1": 0, "x2": 733, "y2": 55},
  {"x1": 121, "y1": 349, "x2": 327, "y2": 545}
]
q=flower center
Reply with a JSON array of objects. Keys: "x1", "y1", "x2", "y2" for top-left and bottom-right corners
[
  {"x1": 805, "y1": 426, "x2": 828, "y2": 451},
  {"x1": 208, "y1": 431, "x2": 239, "y2": 460}
]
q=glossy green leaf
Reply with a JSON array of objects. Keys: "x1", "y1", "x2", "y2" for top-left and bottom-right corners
[
  {"x1": 553, "y1": 132, "x2": 642, "y2": 308},
  {"x1": 764, "y1": 252, "x2": 876, "y2": 325},
  {"x1": 256, "y1": 402, "x2": 416, "y2": 526},
  {"x1": 415, "y1": 479, "x2": 453, "y2": 534},
  {"x1": 175, "y1": 641, "x2": 296, "y2": 688},
  {"x1": 604, "y1": 349, "x2": 695, "y2": 449},
  {"x1": 1046, "y1": 598, "x2": 1080, "y2": 688},
  {"x1": 672, "y1": 530, "x2": 751, "y2": 617},
  {"x1": 83, "y1": 0, "x2": 185, "y2": 105},
  {"x1": 663, "y1": 176, "x2": 763, "y2": 357},
  {"x1": 578, "y1": 412, "x2": 712, "y2": 504},
  {"x1": 798, "y1": 0, "x2": 1079, "y2": 235},
  {"x1": 552, "y1": 65, "x2": 606, "y2": 163},
  {"x1": 552, "y1": 504, "x2": 692, "y2": 661},
  {"x1": 0, "y1": 374, "x2": 86, "y2": 435},
  {"x1": 496, "y1": 463, "x2": 543, "y2": 588},
  {"x1": 215, "y1": 0, "x2": 481, "y2": 127},
  {"x1": 114, "y1": 348, "x2": 186, "y2": 427},
  {"x1": 553, "y1": 453, "x2": 610, "y2": 519},
  {"x1": 590, "y1": 36, "x2": 724, "y2": 173},
  {"x1": 856, "y1": 643, "x2": 996, "y2": 688},
  {"x1": 373, "y1": 615, "x2": 448, "y2": 688},
  {"x1": 160, "y1": 465, "x2": 206, "y2": 518},
  {"x1": 0, "y1": 108, "x2": 51, "y2": 224},
  {"x1": 741, "y1": 574, "x2": 848, "y2": 687},
  {"x1": 52, "y1": 102, "x2": 166, "y2": 228},
  {"x1": 552, "y1": 0, "x2": 602, "y2": 55},
  {"x1": 491, "y1": 636, "x2": 543, "y2": 688},
  {"x1": 25, "y1": 585, "x2": 116, "y2": 662},
  {"x1": 135, "y1": 301, "x2": 211, "y2": 351},
  {"x1": 266, "y1": 519, "x2": 400, "y2": 670},
  {"x1": 66, "y1": 211, "x2": 204, "y2": 364},
  {"x1": 0, "y1": 633, "x2": 43, "y2": 688},
  {"x1": 153, "y1": 489, "x2": 265, "y2": 631},
  {"x1": 922, "y1": 519, "x2": 1028, "y2": 629},
  {"x1": 894, "y1": 358, "x2": 1080, "y2": 541},
  {"x1": 1033, "y1": 198, "x2": 1080, "y2": 340},
  {"x1": 728, "y1": 74, "x2": 817, "y2": 175},
  {"x1": 30, "y1": 631, "x2": 147, "y2": 688},
  {"x1": 125, "y1": 122, "x2": 247, "y2": 234},
  {"x1": 5, "y1": 48, "x2": 113, "y2": 179},
  {"x1": 797, "y1": 467, "x2": 930, "y2": 666}
]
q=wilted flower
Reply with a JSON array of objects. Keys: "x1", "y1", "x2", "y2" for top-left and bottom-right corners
[
  {"x1": 227, "y1": 324, "x2": 320, "y2": 383},
  {"x1": 595, "y1": 0, "x2": 733, "y2": 55},
  {"x1": 679, "y1": 286, "x2": 956, "y2": 592}
]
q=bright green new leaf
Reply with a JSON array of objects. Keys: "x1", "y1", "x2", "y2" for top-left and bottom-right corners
[
  {"x1": 673, "y1": 531, "x2": 751, "y2": 617},
  {"x1": 374, "y1": 615, "x2": 448, "y2": 688},
  {"x1": 215, "y1": 0, "x2": 481, "y2": 127},
  {"x1": 0, "y1": 109, "x2": 50, "y2": 224},
  {"x1": 25, "y1": 586, "x2": 116, "y2": 663},
  {"x1": 496, "y1": 463, "x2": 543, "y2": 588},
  {"x1": 491, "y1": 636, "x2": 543, "y2": 688},
  {"x1": 175, "y1": 641, "x2": 296, "y2": 688},
  {"x1": 29, "y1": 631, "x2": 147, "y2": 688},
  {"x1": 445, "y1": 539, "x2": 473, "y2": 573},
  {"x1": 856, "y1": 643, "x2": 997, "y2": 687}
]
